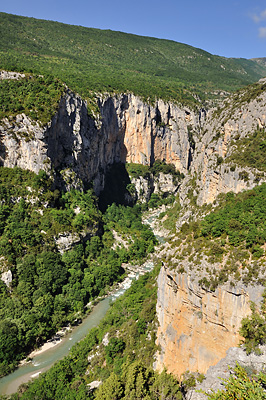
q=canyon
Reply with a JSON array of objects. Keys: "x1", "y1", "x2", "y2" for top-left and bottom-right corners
[
  {"x1": 0, "y1": 87, "x2": 198, "y2": 193},
  {"x1": 1, "y1": 72, "x2": 266, "y2": 386}
]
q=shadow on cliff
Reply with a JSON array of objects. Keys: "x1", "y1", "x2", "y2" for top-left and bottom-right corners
[
  {"x1": 46, "y1": 93, "x2": 130, "y2": 193},
  {"x1": 98, "y1": 162, "x2": 135, "y2": 212},
  {"x1": 0, "y1": 141, "x2": 6, "y2": 167}
]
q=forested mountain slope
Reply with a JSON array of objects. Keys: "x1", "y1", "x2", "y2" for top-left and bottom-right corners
[
  {"x1": 1, "y1": 12, "x2": 266, "y2": 107},
  {"x1": 1, "y1": 12, "x2": 266, "y2": 399}
]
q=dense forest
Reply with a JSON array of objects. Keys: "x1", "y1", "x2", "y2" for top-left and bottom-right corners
[
  {"x1": 0, "y1": 74, "x2": 65, "y2": 124},
  {"x1": 1, "y1": 268, "x2": 188, "y2": 400},
  {"x1": 1, "y1": 12, "x2": 266, "y2": 109},
  {"x1": 1, "y1": 11, "x2": 266, "y2": 399},
  {"x1": 0, "y1": 166, "x2": 158, "y2": 377}
]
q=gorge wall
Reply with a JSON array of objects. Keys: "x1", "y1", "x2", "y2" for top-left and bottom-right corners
[
  {"x1": 2, "y1": 73, "x2": 266, "y2": 381},
  {"x1": 1, "y1": 72, "x2": 266, "y2": 204},
  {"x1": 0, "y1": 88, "x2": 199, "y2": 194},
  {"x1": 183, "y1": 78, "x2": 266, "y2": 206},
  {"x1": 2, "y1": 78, "x2": 264, "y2": 204},
  {"x1": 155, "y1": 266, "x2": 264, "y2": 377}
]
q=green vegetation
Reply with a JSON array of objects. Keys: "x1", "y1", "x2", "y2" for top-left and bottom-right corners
[
  {"x1": 0, "y1": 74, "x2": 65, "y2": 124},
  {"x1": 1, "y1": 12, "x2": 266, "y2": 108},
  {"x1": 200, "y1": 186, "x2": 266, "y2": 252},
  {"x1": 165, "y1": 184, "x2": 266, "y2": 290},
  {"x1": 160, "y1": 195, "x2": 181, "y2": 233},
  {"x1": 126, "y1": 161, "x2": 183, "y2": 210},
  {"x1": 0, "y1": 166, "x2": 157, "y2": 376},
  {"x1": 227, "y1": 128, "x2": 266, "y2": 172},
  {"x1": 240, "y1": 291, "x2": 266, "y2": 354},
  {"x1": 126, "y1": 160, "x2": 184, "y2": 182},
  {"x1": 103, "y1": 203, "x2": 158, "y2": 261},
  {"x1": 205, "y1": 363, "x2": 266, "y2": 399},
  {"x1": 126, "y1": 163, "x2": 150, "y2": 179},
  {"x1": 150, "y1": 161, "x2": 185, "y2": 182},
  {"x1": 148, "y1": 192, "x2": 175, "y2": 210},
  {"x1": 5, "y1": 269, "x2": 183, "y2": 400}
]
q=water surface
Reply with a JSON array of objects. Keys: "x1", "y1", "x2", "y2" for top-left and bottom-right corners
[{"x1": 0, "y1": 261, "x2": 154, "y2": 395}]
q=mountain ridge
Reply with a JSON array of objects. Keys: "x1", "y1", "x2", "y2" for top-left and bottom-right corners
[
  {"x1": 1, "y1": 12, "x2": 266, "y2": 108},
  {"x1": 1, "y1": 12, "x2": 266, "y2": 398}
]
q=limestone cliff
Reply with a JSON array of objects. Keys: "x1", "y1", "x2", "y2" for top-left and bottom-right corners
[
  {"x1": 131, "y1": 172, "x2": 179, "y2": 203},
  {"x1": 0, "y1": 87, "x2": 199, "y2": 195},
  {"x1": 3, "y1": 72, "x2": 266, "y2": 384},
  {"x1": 182, "y1": 78, "x2": 266, "y2": 206},
  {"x1": 1, "y1": 71, "x2": 266, "y2": 206},
  {"x1": 156, "y1": 265, "x2": 264, "y2": 377}
]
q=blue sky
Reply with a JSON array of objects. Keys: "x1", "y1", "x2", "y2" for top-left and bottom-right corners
[{"x1": 1, "y1": 0, "x2": 266, "y2": 59}]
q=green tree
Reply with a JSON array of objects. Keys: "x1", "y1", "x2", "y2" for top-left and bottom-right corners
[
  {"x1": 105, "y1": 338, "x2": 126, "y2": 364},
  {"x1": 150, "y1": 369, "x2": 182, "y2": 400},
  {"x1": 0, "y1": 320, "x2": 20, "y2": 370},
  {"x1": 95, "y1": 373, "x2": 124, "y2": 400},
  {"x1": 123, "y1": 362, "x2": 151, "y2": 400},
  {"x1": 206, "y1": 363, "x2": 266, "y2": 400}
]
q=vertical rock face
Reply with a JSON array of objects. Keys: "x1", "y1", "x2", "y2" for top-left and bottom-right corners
[
  {"x1": 121, "y1": 95, "x2": 198, "y2": 172},
  {"x1": 131, "y1": 172, "x2": 178, "y2": 203},
  {"x1": 0, "y1": 90, "x2": 198, "y2": 193},
  {"x1": 0, "y1": 114, "x2": 49, "y2": 174},
  {"x1": 156, "y1": 266, "x2": 263, "y2": 376},
  {"x1": 153, "y1": 82, "x2": 266, "y2": 379},
  {"x1": 185, "y1": 84, "x2": 266, "y2": 206},
  {"x1": 2, "y1": 79, "x2": 266, "y2": 380}
]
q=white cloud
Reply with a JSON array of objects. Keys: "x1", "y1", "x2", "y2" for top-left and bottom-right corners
[
  {"x1": 259, "y1": 27, "x2": 266, "y2": 38},
  {"x1": 251, "y1": 8, "x2": 266, "y2": 23}
]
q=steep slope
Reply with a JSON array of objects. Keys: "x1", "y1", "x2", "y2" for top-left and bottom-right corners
[
  {"x1": 182, "y1": 78, "x2": 266, "y2": 207},
  {"x1": 154, "y1": 80, "x2": 266, "y2": 380},
  {"x1": 0, "y1": 72, "x2": 199, "y2": 194},
  {"x1": 2, "y1": 64, "x2": 266, "y2": 397},
  {"x1": 156, "y1": 266, "x2": 264, "y2": 376},
  {"x1": 1, "y1": 12, "x2": 266, "y2": 107},
  {"x1": 155, "y1": 183, "x2": 266, "y2": 379}
]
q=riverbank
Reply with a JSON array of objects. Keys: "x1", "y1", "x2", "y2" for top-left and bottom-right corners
[
  {"x1": 18, "y1": 260, "x2": 154, "y2": 368},
  {"x1": 0, "y1": 208, "x2": 164, "y2": 396},
  {"x1": 31, "y1": 341, "x2": 61, "y2": 357},
  {"x1": 0, "y1": 257, "x2": 157, "y2": 396},
  {"x1": 20, "y1": 326, "x2": 72, "y2": 366},
  {"x1": 0, "y1": 298, "x2": 111, "y2": 396}
]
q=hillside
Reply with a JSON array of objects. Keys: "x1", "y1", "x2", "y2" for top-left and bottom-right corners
[
  {"x1": 1, "y1": 12, "x2": 266, "y2": 107},
  {"x1": 251, "y1": 57, "x2": 266, "y2": 67},
  {"x1": 1, "y1": 64, "x2": 266, "y2": 396},
  {"x1": 1, "y1": 12, "x2": 266, "y2": 399}
]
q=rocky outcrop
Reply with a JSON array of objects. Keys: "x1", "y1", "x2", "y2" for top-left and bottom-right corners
[
  {"x1": 188, "y1": 345, "x2": 266, "y2": 399},
  {"x1": 54, "y1": 232, "x2": 84, "y2": 254},
  {"x1": 132, "y1": 172, "x2": 178, "y2": 203},
  {"x1": 0, "y1": 256, "x2": 12, "y2": 288},
  {"x1": 1, "y1": 270, "x2": 12, "y2": 288},
  {"x1": 184, "y1": 81, "x2": 266, "y2": 206},
  {"x1": 0, "y1": 88, "x2": 199, "y2": 194},
  {"x1": 120, "y1": 95, "x2": 199, "y2": 172},
  {"x1": 155, "y1": 265, "x2": 264, "y2": 377},
  {"x1": 0, "y1": 114, "x2": 49, "y2": 174},
  {"x1": 0, "y1": 70, "x2": 25, "y2": 80}
]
